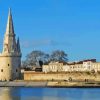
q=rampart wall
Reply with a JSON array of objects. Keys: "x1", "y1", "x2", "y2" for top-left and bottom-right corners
[{"x1": 24, "y1": 71, "x2": 100, "y2": 81}]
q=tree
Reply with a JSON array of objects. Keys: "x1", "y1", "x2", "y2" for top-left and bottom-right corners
[
  {"x1": 22, "y1": 50, "x2": 68, "y2": 69},
  {"x1": 22, "y1": 50, "x2": 49, "y2": 68},
  {"x1": 50, "y1": 50, "x2": 68, "y2": 62}
]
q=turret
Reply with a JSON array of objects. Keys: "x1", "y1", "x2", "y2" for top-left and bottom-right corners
[{"x1": 17, "y1": 37, "x2": 21, "y2": 55}]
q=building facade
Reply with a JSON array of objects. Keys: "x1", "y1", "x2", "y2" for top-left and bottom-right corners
[
  {"x1": 43, "y1": 59, "x2": 100, "y2": 73},
  {"x1": 0, "y1": 9, "x2": 21, "y2": 81},
  {"x1": 43, "y1": 62, "x2": 65, "y2": 73}
]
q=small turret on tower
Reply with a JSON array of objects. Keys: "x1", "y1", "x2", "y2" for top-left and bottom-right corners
[{"x1": 17, "y1": 37, "x2": 21, "y2": 54}]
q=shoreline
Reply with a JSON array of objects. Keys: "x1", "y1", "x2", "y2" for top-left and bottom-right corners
[{"x1": 0, "y1": 81, "x2": 100, "y2": 88}]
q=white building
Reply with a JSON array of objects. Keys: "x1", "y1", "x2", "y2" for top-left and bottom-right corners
[
  {"x1": 0, "y1": 9, "x2": 21, "y2": 81},
  {"x1": 43, "y1": 59, "x2": 100, "y2": 73},
  {"x1": 43, "y1": 62, "x2": 64, "y2": 73}
]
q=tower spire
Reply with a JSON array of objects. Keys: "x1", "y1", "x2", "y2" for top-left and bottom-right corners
[
  {"x1": 3, "y1": 8, "x2": 17, "y2": 53},
  {"x1": 5, "y1": 8, "x2": 15, "y2": 35}
]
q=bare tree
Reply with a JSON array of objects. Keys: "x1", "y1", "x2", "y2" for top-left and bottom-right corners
[
  {"x1": 22, "y1": 50, "x2": 68, "y2": 69},
  {"x1": 22, "y1": 50, "x2": 49, "y2": 68},
  {"x1": 50, "y1": 50, "x2": 68, "y2": 62}
]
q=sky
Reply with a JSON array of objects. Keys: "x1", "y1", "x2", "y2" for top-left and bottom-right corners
[{"x1": 0, "y1": 0, "x2": 100, "y2": 61}]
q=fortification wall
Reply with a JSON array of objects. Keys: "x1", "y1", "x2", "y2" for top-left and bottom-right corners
[{"x1": 24, "y1": 72, "x2": 100, "y2": 81}]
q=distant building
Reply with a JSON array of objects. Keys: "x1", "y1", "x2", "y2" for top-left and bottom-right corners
[
  {"x1": 0, "y1": 9, "x2": 21, "y2": 81},
  {"x1": 43, "y1": 59, "x2": 100, "y2": 73},
  {"x1": 43, "y1": 61, "x2": 68, "y2": 73}
]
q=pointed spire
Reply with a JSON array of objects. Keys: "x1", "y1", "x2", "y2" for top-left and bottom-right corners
[
  {"x1": 17, "y1": 37, "x2": 21, "y2": 53},
  {"x1": 5, "y1": 8, "x2": 15, "y2": 35},
  {"x1": 3, "y1": 8, "x2": 17, "y2": 53}
]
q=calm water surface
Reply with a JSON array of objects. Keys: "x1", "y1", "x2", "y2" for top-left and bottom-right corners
[{"x1": 0, "y1": 87, "x2": 100, "y2": 100}]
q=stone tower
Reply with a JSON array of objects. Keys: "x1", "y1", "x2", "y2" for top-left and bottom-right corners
[{"x1": 0, "y1": 8, "x2": 21, "y2": 81}]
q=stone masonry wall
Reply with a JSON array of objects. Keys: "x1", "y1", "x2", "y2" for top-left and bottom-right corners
[{"x1": 24, "y1": 71, "x2": 100, "y2": 81}]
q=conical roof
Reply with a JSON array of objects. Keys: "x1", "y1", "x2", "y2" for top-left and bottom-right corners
[{"x1": 5, "y1": 8, "x2": 15, "y2": 35}]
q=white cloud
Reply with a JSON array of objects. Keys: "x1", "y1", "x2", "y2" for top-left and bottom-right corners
[{"x1": 21, "y1": 39, "x2": 71, "y2": 48}]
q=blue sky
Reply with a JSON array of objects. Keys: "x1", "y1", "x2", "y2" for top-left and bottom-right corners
[{"x1": 0, "y1": 0, "x2": 100, "y2": 61}]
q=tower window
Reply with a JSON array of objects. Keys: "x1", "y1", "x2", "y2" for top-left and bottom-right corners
[
  {"x1": 1, "y1": 69, "x2": 3, "y2": 72},
  {"x1": 8, "y1": 64, "x2": 9, "y2": 66},
  {"x1": 16, "y1": 69, "x2": 18, "y2": 72}
]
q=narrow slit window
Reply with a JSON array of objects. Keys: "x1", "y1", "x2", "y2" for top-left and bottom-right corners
[
  {"x1": 1, "y1": 69, "x2": 3, "y2": 72},
  {"x1": 16, "y1": 69, "x2": 18, "y2": 72}
]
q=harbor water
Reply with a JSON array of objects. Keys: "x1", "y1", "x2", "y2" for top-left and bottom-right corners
[{"x1": 0, "y1": 87, "x2": 100, "y2": 100}]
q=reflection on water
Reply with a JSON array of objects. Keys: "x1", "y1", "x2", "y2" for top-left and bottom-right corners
[
  {"x1": 0, "y1": 87, "x2": 100, "y2": 100},
  {"x1": 0, "y1": 87, "x2": 20, "y2": 100}
]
